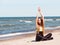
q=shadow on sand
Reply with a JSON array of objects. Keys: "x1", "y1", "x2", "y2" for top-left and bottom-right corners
[{"x1": 31, "y1": 38, "x2": 53, "y2": 42}]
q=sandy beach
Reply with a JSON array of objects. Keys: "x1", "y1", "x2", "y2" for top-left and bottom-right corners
[{"x1": 0, "y1": 29, "x2": 60, "y2": 45}]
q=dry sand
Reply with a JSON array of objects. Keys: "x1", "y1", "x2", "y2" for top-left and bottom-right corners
[{"x1": 0, "y1": 29, "x2": 60, "y2": 45}]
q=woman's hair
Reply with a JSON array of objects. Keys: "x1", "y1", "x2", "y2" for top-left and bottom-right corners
[
  {"x1": 38, "y1": 17, "x2": 41, "y2": 19},
  {"x1": 37, "y1": 17, "x2": 43, "y2": 26},
  {"x1": 41, "y1": 18, "x2": 44, "y2": 27}
]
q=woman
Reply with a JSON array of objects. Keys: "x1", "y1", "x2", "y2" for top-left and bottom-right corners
[{"x1": 35, "y1": 7, "x2": 53, "y2": 41}]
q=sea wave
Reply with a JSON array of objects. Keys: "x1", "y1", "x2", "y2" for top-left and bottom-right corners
[
  {"x1": 19, "y1": 20, "x2": 24, "y2": 22},
  {"x1": 0, "y1": 25, "x2": 60, "y2": 36},
  {"x1": 45, "y1": 26, "x2": 60, "y2": 30},
  {"x1": 45, "y1": 19, "x2": 60, "y2": 21},
  {"x1": 24, "y1": 21, "x2": 32, "y2": 23},
  {"x1": 0, "y1": 24, "x2": 15, "y2": 27},
  {"x1": 0, "y1": 26, "x2": 60, "y2": 39},
  {"x1": 45, "y1": 19, "x2": 53, "y2": 21},
  {"x1": 19, "y1": 20, "x2": 32, "y2": 23},
  {"x1": 56, "y1": 19, "x2": 60, "y2": 21}
]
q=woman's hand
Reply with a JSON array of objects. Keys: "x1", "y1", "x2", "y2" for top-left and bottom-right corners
[
  {"x1": 38, "y1": 7, "x2": 41, "y2": 12},
  {"x1": 38, "y1": 7, "x2": 44, "y2": 19}
]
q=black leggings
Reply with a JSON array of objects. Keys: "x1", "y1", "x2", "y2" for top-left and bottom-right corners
[{"x1": 36, "y1": 32, "x2": 53, "y2": 41}]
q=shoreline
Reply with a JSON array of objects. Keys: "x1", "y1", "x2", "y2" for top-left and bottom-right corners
[{"x1": 0, "y1": 28, "x2": 60, "y2": 41}]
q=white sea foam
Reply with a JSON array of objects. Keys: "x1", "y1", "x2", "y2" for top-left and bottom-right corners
[
  {"x1": 0, "y1": 31, "x2": 35, "y2": 38},
  {"x1": 45, "y1": 19, "x2": 53, "y2": 21},
  {"x1": 56, "y1": 19, "x2": 60, "y2": 21},
  {"x1": 24, "y1": 20, "x2": 32, "y2": 23},
  {"x1": 19, "y1": 20, "x2": 32, "y2": 23},
  {"x1": 19, "y1": 20, "x2": 24, "y2": 22}
]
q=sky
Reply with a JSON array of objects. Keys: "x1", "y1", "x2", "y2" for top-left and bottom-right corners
[{"x1": 0, "y1": 0, "x2": 60, "y2": 17}]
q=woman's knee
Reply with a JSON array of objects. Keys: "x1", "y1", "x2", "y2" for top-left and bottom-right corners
[{"x1": 48, "y1": 33, "x2": 52, "y2": 36}]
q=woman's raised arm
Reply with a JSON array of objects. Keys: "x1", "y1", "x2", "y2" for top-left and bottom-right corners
[{"x1": 38, "y1": 7, "x2": 45, "y2": 34}]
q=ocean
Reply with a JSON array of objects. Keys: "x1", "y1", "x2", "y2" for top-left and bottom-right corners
[{"x1": 0, "y1": 16, "x2": 60, "y2": 35}]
